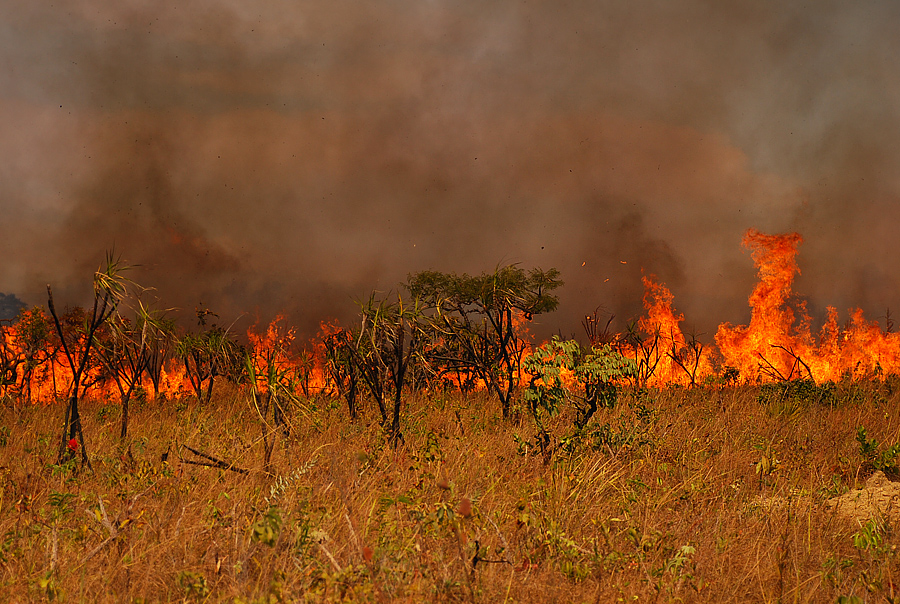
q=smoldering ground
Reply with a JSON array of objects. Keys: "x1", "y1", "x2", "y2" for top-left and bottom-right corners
[{"x1": 2, "y1": 1, "x2": 899, "y2": 339}]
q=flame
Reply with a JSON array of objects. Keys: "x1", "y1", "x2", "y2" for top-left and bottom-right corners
[
  {"x1": 614, "y1": 275, "x2": 714, "y2": 386},
  {"x1": 4, "y1": 228, "x2": 900, "y2": 405},
  {"x1": 715, "y1": 230, "x2": 900, "y2": 382},
  {"x1": 248, "y1": 315, "x2": 328, "y2": 396}
]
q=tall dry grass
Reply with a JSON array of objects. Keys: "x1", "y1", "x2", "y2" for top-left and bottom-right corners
[{"x1": 1, "y1": 379, "x2": 899, "y2": 602}]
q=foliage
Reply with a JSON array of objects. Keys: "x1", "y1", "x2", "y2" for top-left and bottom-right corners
[
  {"x1": 856, "y1": 427, "x2": 900, "y2": 476},
  {"x1": 351, "y1": 291, "x2": 424, "y2": 443},
  {"x1": 95, "y1": 301, "x2": 174, "y2": 441},
  {"x1": 320, "y1": 324, "x2": 361, "y2": 419},
  {"x1": 520, "y1": 336, "x2": 637, "y2": 462},
  {"x1": 251, "y1": 507, "x2": 284, "y2": 547},
  {"x1": 48, "y1": 251, "x2": 133, "y2": 467},
  {"x1": 757, "y1": 379, "x2": 837, "y2": 415},
  {"x1": 1, "y1": 307, "x2": 55, "y2": 402},
  {"x1": 175, "y1": 308, "x2": 244, "y2": 405},
  {"x1": 407, "y1": 264, "x2": 563, "y2": 417}
]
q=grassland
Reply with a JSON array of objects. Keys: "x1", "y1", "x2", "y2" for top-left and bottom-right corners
[{"x1": 2, "y1": 381, "x2": 900, "y2": 603}]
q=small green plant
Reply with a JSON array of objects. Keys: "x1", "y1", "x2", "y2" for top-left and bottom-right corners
[
  {"x1": 251, "y1": 507, "x2": 283, "y2": 547},
  {"x1": 856, "y1": 427, "x2": 900, "y2": 475},
  {"x1": 652, "y1": 544, "x2": 697, "y2": 596},
  {"x1": 822, "y1": 554, "x2": 854, "y2": 587},
  {"x1": 521, "y1": 337, "x2": 636, "y2": 462},
  {"x1": 572, "y1": 343, "x2": 636, "y2": 425},
  {"x1": 35, "y1": 571, "x2": 61, "y2": 601},
  {"x1": 176, "y1": 570, "x2": 210, "y2": 600},
  {"x1": 851, "y1": 519, "x2": 885, "y2": 554}
]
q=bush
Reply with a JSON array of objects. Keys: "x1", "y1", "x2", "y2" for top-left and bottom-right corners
[{"x1": 757, "y1": 379, "x2": 836, "y2": 415}]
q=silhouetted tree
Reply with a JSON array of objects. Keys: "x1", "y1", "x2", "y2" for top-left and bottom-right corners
[
  {"x1": 175, "y1": 308, "x2": 243, "y2": 405},
  {"x1": 48, "y1": 253, "x2": 130, "y2": 468},
  {"x1": 95, "y1": 301, "x2": 172, "y2": 442}
]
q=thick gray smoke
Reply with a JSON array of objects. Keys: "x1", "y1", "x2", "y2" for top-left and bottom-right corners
[{"x1": 2, "y1": 1, "x2": 899, "y2": 340}]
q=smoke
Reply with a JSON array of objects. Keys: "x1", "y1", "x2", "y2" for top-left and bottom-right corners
[
  {"x1": 0, "y1": 293, "x2": 25, "y2": 321},
  {"x1": 2, "y1": 1, "x2": 899, "y2": 340}
]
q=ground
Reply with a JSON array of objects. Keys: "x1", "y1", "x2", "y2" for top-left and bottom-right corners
[{"x1": 1, "y1": 381, "x2": 899, "y2": 603}]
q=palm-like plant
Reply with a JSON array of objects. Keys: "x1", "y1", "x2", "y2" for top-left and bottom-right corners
[{"x1": 48, "y1": 252, "x2": 131, "y2": 467}]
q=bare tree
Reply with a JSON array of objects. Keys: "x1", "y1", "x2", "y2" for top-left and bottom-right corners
[
  {"x1": 47, "y1": 253, "x2": 130, "y2": 468},
  {"x1": 321, "y1": 326, "x2": 361, "y2": 420},
  {"x1": 175, "y1": 308, "x2": 242, "y2": 405},
  {"x1": 356, "y1": 292, "x2": 423, "y2": 444}
]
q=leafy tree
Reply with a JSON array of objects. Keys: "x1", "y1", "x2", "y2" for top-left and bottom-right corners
[
  {"x1": 571, "y1": 343, "x2": 637, "y2": 427},
  {"x1": 521, "y1": 336, "x2": 636, "y2": 462},
  {"x1": 11, "y1": 307, "x2": 56, "y2": 403},
  {"x1": 407, "y1": 265, "x2": 563, "y2": 418},
  {"x1": 521, "y1": 336, "x2": 579, "y2": 460}
]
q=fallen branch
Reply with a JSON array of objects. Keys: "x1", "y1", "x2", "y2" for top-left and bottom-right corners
[{"x1": 180, "y1": 444, "x2": 249, "y2": 475}]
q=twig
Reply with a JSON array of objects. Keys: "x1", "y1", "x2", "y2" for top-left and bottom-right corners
[
  {"x1": 771, "y1": 344, "x2": 814, "y2": 381},
  {"x1": 181, "y1": 458, "x2": 249, "y2": 475},
  {"x1": 756, "y1": 351, "x2": 787, "y2": 381}
]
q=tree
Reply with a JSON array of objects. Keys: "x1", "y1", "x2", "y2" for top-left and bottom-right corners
[
  {"x1": 4, "y1": 307, "x2": 55, "y2": 403},
  {"x1": 622, "y1": 320, "x2": 662, "y2": 388},
  {"x1": 47, "y1": 253, "x2": 130, "y2": 468},
  {"x1": 143, "y1": 313, "x2": 176, "y2": 400},
  {"x1": 246, "y1": 320, "x2": 301, "y2": 472},
  {"x1": 357, "y1": 292, "x2": 423, "y2": 443},
  {"x1": 338, "y1": 292, "x2": 423, "y2": 443},
  {"x1": 0, "y1": 318, "x2": 21, "y2": 398},
  {"x1": 320, "y1": 324, "x2": 361, "y2": 420},
  {"x1": 407, "y1": 265, "x2": 563, "y2": 418},
  {"x1": 95, "y1": 301, "x2": 172, "y2": 442},
  {"x1": 175, "y1": 309, "x2": 243, "y2": 405}
]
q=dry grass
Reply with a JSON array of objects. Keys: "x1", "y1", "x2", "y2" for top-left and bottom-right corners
[{"x1": 2, "y1": 380, "x2": 900, "y2": 603}]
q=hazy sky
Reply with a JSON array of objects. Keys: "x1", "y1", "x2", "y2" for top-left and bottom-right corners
[{"x1": 2, "y1": 1, "x2": 899, "y2": 338}]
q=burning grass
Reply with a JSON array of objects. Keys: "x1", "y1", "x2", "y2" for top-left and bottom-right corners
[{"x1": 2, "y1": 381, "x2": 900, "y2": 602}]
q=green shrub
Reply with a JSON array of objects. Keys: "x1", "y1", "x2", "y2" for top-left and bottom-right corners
[{"x1": 757, "y1": 379, "x2": 836, "y2": 415}]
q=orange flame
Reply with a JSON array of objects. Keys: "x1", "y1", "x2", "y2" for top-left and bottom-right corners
[
  {"x1": 715, "y1": 229, "x2": 900, "y2": 382},
  {"x1": 5, "y1": 229, "x2": 900, "y2": 405}
]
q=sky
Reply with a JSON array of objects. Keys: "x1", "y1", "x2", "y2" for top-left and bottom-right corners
[{"x1": 2, "y1": 0, "x2": 899, "y2": 339}]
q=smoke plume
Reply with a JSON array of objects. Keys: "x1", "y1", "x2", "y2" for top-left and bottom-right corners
[{"x1": 2, "y1": 1, "x2": 899, "y2": 339}]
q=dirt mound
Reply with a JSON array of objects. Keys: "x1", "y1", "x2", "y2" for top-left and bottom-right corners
[{"x1": 826, "y1": 471, "x2": 900, "y2": 525}]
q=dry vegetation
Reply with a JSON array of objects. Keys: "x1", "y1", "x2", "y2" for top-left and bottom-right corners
[{"x1": 3, "y1": 380, "x2": 900, "y2": 603}]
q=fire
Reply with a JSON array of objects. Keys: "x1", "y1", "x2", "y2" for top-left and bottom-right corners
[
  {"x1": 715, "y1": 230, "x2": 900, "y2": 382},
  {"x1": 247, "y1": 315, "x2": 328, "y2": 396},
  {"x1": 614, "y1": 274, "x2": 714, "y2": 387},
  {"x1": 3, "y1": 228, "x2": 899, "y2": 406},
  {"x1": 715, "y1": 230, "x2": 808, "y2": 380}
]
